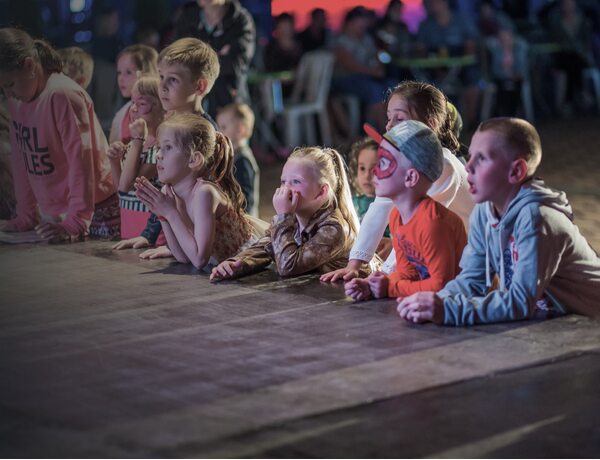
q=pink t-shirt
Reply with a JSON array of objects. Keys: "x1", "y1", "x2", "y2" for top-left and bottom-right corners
[{"x1": 8, "y1": 73, "x2": 114, "y2": 235}]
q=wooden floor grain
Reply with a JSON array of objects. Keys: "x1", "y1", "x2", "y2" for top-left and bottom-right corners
[
  {"x1": 1, "y1": 241, "x2": 599, "y2": 457},
  {"x1": 1, "y1": 116, "x2": 600, "y2": 458}
]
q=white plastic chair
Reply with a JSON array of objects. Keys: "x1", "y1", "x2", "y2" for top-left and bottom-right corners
[{"x1": 280, "y1": 50, "x2": 335, "y2": 147}]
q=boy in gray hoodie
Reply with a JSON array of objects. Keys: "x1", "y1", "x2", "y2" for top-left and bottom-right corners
[{"x1": 397, "y1": 117, "x2": 600, "y2": 325}]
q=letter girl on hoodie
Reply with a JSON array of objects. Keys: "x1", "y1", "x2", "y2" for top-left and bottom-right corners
[
  {"x1": 0, "y1": 28, "x2": 117, "y2": 241},
  {"x1": 398, "y1": 118, "x2": 600, "y2": 325}
]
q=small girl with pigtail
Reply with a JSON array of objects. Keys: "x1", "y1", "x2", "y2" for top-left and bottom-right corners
[
  {"x1": 210, "y1": 146, "x2": 370, "y2": 280},
  {"x1": 135, "y1": 112, "x2": 267, "y2": 269}
]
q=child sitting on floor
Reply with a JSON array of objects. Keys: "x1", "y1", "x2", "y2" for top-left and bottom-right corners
[
  {"x1": 210, "y1": 146, "x2": 368, "y2": 280},
  {"x1": 135, "y1": 112, "x2": 266, "y2": 270},
  {"x1": 345, "y1": 120, "x2": 467, "y2": 302},
  {"x1": 397, "y1": 117, "x2": 600, "y2": 325},
  {"x1": 108, "y1": 75, "x2": 164, "y2": 239}
]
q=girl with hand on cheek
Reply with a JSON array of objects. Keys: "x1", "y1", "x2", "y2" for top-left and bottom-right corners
[{"x1": 211, "y1": 147, "x2": 369, "y2": 280}]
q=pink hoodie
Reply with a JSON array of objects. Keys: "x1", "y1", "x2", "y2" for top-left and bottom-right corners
[{"x1": 8, "y1": 73, "x2": 114, "y2": 235}]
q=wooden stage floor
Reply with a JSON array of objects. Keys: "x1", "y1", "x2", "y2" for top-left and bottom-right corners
[{"x1": 1, "y1": 241, "x2": 599, "y2": 457}]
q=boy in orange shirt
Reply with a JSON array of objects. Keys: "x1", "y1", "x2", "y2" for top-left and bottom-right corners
[{"x1": 345, "y1": 120, "x2": 467, "y2": 301}]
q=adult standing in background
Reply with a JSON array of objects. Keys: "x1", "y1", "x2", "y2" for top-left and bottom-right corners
[{"x1": 174, "y1": 0, "x2": 256, "y2": 117}]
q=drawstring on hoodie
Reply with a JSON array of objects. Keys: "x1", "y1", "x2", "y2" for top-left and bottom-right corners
[
  {"x1": 485, "y1": 217, "x2": 506, "y2": 291},
  {"x1": 485, "y1": 224, "x2": 491, "y2": 288}
]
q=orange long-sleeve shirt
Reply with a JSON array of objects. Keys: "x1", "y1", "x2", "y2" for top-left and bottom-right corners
[{"x1": 388, "y1": 197, "x2": 467, "y2": 298}]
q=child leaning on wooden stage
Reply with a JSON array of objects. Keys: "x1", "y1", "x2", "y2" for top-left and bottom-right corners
[
  {"x1": 345, "y1": 120, "x2": 467, "y2": 302},
  {"x1": 398, "y1": 117, "x2": 600, "y2": 325},
  {"x1": 134, "y1": 112, "x2": 266, "y2": 269},
  {"x1": 321, "y1": 80, "x2": 473, "y2": 282},
  {"x1": 107, "y1": 75, "x2": 165, "y2": 239},
  {"x1": 0, "y1": 27, "x2": 117, "y2": 241},
  {"x1": 112, "y1": 37, "x2": 221, "y2": 255},
  {"x1": 210, "y1": 146, "x2": 369, "y2": 280}
]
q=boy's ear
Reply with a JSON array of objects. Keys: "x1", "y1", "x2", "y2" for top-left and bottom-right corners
[
  {"x1": 189, "y1": 150, "x2": 204, "y2": 170},
  {"x1": 405, "y1": 168, "x2": 420, "y2": 188},
  {"x1": 195, "y1": 78, "x2": 209, "y2": 96},
  {"x1": 508, "y1": 158, "x2": 528, "y2": 184}
]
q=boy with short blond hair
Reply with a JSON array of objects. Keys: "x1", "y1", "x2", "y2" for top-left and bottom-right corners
[
  {"x1": 398, "y1": 117, "x2": 600, "y2": 325},
  {"x1": 156, "y1": 37, "x2": 220, "y2": 115},
  {"x1": 216, "y1": 103, "x2": 260, "y2": 217},
  {"x1": 345, "y1": 120, "x2": 467, "y2": 302},
  {"x1": 58, "y1": 46, "x2": 94, "y2": 90}
]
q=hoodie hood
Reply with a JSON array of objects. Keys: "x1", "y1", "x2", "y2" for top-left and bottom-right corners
[{"x1": 483, "y1": 178, "x2": 572, "y2": 290}]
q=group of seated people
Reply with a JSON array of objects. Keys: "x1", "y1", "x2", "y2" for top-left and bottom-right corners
[
  {"x1": 263, "y1": 0, "x2": 600, "y2": 132},
  {"x1": 0, "y1": 16, "x2": 599, "y2": 329}
]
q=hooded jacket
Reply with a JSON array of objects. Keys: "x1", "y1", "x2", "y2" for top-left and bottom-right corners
[{"x1": 439, "y1": 179, "x2": 600, "y2": 325}]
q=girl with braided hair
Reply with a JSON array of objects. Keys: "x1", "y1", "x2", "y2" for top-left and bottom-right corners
[{"x1": 211, "y1": 146, "x2": 370, "y2": 280}]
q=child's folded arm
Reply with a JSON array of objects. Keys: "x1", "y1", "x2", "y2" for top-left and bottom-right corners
[
  {"x1": 441, "y1": 214, "x2": 564, "y2": 326},
  {"x1": 226, "y1": 235, "x2": 274, "y2": 275},
  {"x1": 349, "y1": 197, "x2": 394, "y2": 262},
  {"x1": 270, "y1": 214, "x2": 346, "y2": 277}
]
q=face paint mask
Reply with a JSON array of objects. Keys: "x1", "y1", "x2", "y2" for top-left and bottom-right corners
[
  {"x1": 132, "y1": 94, "x2": 156, "y2": 115},
  {"x1": 373, "y1": 145, "x2": 398, "y2": 180}
]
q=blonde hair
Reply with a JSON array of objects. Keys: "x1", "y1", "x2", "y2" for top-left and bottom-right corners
[
  {"x1": 58, "y1": 46, "x2": 94, "y2": 89},
  {"x1": 158, "y1": 38, "x2": 220, "y2": 94},
  {"x1": 477, "y1": 117, "x2": 542, "y2": 177},
  {"x1": 0, "y1": 28, "x2": 62, "y2": 74},
  {"x1": 158, "y1": 113, "x2": 247, "y2": 216},
  {"x1": 386, "y1": 80, "x2": 460, "y2": 153},
  {"x1": 289, "y1": 146, "x2": 360, "y2": 238},
  {"x1": 117, "y1": 44, "x2": 158, "y2": 75},
  {"x1": 133, "y1": 74, "x2": 160, "y2": 100},
  {"x1": 347, "y1": 137, "x2": 378, "y2": 194},
  {"x1": 218, "y1": 102, "x2": 255, "y2": 136}
]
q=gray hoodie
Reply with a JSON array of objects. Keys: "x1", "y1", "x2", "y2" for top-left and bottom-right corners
[{"x1": 439, "y1": 179, "x2": 600, "y2": 325}]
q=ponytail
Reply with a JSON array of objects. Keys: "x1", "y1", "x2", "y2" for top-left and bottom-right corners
[
  {"x1": 33, "y1": 39, "x2": 62, "y2": 73},
  {"x1": 326, "y1": 148, "x2": 360, "y2": 238},
  {"x1": 438, "y1": 109, "x2": 461, "y2": 153},
  {"x1": 0, "y1": 28, "x2": 61, "y2": 73},
  {"x1": 290, "y1": 146, "x2": 360, "y2": 238},
  {"x1": 158, "y1": 112, "x2": 250, "y2": 226},
  {"x1": 208, "y1": 132, "x2": 247, "y2": 217}
]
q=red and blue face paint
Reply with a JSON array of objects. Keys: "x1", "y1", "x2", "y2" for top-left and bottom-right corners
[{"x1": 373, "y1": 144, "x2": 398, "y2": 180}]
